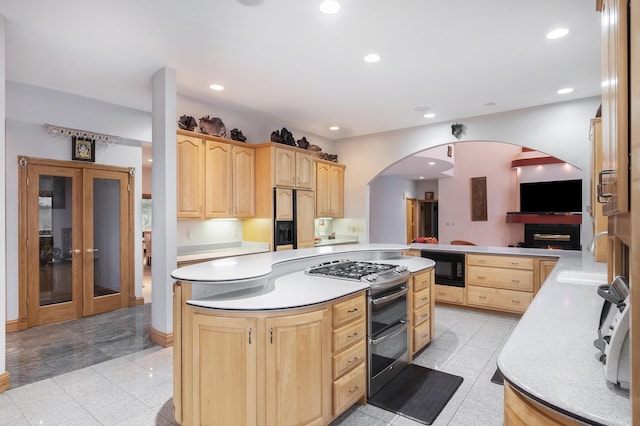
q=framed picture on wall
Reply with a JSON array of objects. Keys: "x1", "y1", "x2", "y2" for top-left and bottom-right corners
[
  {"x1": 424, "y1": 192, "x2": 434, "y2": 200},
  {"x1": 72, "y1": 136, "x2": 95, "y2": 162}
]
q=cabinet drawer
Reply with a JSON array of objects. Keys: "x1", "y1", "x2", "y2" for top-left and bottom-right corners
[
  {"x1": 333, "y1": 319, "x2": 365, "y2": 352},
  {"x1": 333, "y1": 363, "x2": 366, "y2": 417},
  {"x1": 413, "y1": 288, "x2": 431, "y2": 310},
  {"x1": 333, "y1": 340, "x2": 366, "y2": 379},
  {"x1": 434, "y1": 284, "x2": 464, "y2": 304},
  {"x1": 413, "y1": 304, "x2": 430, "y2": 326},
  {"x1": 413, "y1": 270, "x2": 432, "y2": 292},
  {"x1": 467, "y1": 254, "x2": 533, "y2": 270},
  {"x1": 333, "y1": 295, "x2": 366, "y2": 328},
  {"x1": 413, "y1": 320, "x2": 431, "y2": 352},
  {"x1": 467, "y1": 286, "x2": 532, "y2": 313},
  {"x1": 467, "y1": 266, "x2": 534, "y2": 291}
]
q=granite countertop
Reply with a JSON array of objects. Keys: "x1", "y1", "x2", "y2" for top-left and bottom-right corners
[
  {"x1": 413, "y1": 243, "x2": 629, "y2": 424},
  {"x1": 172, "y1": 243, "x2": 434, "y2": 310}
]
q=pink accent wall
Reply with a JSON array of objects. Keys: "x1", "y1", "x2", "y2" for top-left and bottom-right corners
[{"x1": 438, "y1": 141, "x2": 524, "y2": 246}]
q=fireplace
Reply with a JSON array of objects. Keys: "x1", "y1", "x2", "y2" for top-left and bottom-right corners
[{"x1": 524, "y1": 224, "x2": 581, "y2": 250}]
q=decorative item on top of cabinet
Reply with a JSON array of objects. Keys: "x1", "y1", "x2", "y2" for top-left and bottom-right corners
[
  {"x1": 176, "y1": 130, "x2": 255, "y2": 219},
  {"x1": 315, "y1": 159, "x2": 345, "y2": 218}
]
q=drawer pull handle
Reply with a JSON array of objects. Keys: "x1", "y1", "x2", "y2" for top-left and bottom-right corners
[
  {"x1": 438, "y1": 292, "x2": 445, "y2": 296},
  {"x1": 347, "y1": 356, "x2": 359, "y2": 364},
  {"x1": 347, "y1": 307, "x2": 359, "y2": 313},
  {"x1": 420, "y1": 333, "x2": 429, "y2": 338},
  {"x1": 421, "y1": 296, "x2": 429, "y2": 301},
  {"x1": 478, "y1": 295, "x2": 486, "y2": 300},
  {"x1": 512, "y1": 279, "x2": 520, "y2": 283},
  {"x1": 511, "y1": 262, "x2": 520, "y2": 266},
  {"x1": 512, "y1": 300, "x2": 520, "y2": 304},
  {"x1": 477, "y1": 276, "x2": 486, "y2": 280},
  {"x1": 348, "y1": 386, "x2": 360, "y2": 394},
  {"x1": 347, "y1": 332, "x2": 359, "y2": 339},
  {"x1": 421, "y1": 313, "x2": 428, "y2": 318}
]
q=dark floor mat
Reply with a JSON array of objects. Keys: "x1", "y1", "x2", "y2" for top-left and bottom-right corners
[
  {"x1": 368, "y1": 364, "x2": 463, "y2": 425},
  {"x1": 490, "y1": 369, "x2": 504, "y2": 385}
]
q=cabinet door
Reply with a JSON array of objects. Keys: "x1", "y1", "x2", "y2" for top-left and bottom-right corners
[
  {"x1": 232, "y1": 145, "x2": 255, "y2": 217},
  {"x1": 296, "y1": 190, "x2": 316, "y2": 248},
  {"x1": 315, "y1": 162, "x2": 331, "y2": 217},
  {"x1": 538, "y1": 259, "x2": 558, "y2": 288},
  {"x1": 177, "y1": 135, "x2": 204, "y2": 218},
  {"x1": 204, "y1": 140, "x2": 232, "y2": 218},
  {"x1": 329, "y1": 165, "x2": 345, "y2": 218},
  {"x1": 274, "y1": 147, "x2": 296, "y2": 187},
  {"x1": 275, "y1": 188, "x2": 294, "y2": 220},
  {"x1": 191, "y1": 313, "x2": 257, "y2": 426},
  {"x1": 266, "y1": 309, "x2": 331, "y2": 426},
  {"x1": 296, "y1": 152, "x2": 314, "y2": 189},
  {"x1": 599, "y1": 0, "x2": 629, "y2": 215}
]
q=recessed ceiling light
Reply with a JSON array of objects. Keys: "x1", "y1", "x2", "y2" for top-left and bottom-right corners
[
  {"x1": 419, "y1": 176, "x2": 425, "y2": 179},
  {"x1": 557, "y1": 87, "x2": 574, "y2": 95},
  {"x1": 329, "y1": 126, "x2": 340, "y2": 131},
  {"x1": 428, "y1": 161, "x2": 435, "y2": 166},
  {"x1": 546, "y1": 28, "x2": 569, "y2": 39},
  {"x1": 147, "y1": 159, "x2": 153, "y2": 162},
  {"x1": 319, "y1": 0, "x2": 340, "y2": 14},
  {"x1": 364, "y1": 53, "x2": 381, "y2": 63},
  {"x1": 209, "y1": 84, "x2": 224, "y2": 91},
  {"x1": 423, "y1": 113, "x2": 435, "y2": 118}
]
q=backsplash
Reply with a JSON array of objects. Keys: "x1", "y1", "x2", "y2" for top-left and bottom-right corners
[{"x1": 177, "y1": 219, "x2": 242, "y2": 246}]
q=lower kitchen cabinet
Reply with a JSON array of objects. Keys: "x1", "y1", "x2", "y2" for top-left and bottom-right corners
[
  {"x1": 175, "y1": 284, "x2": 365, "y2": 426},
  {"x1": 409, "y1": 268, "x2": 435, "y2": 358},
  {"x1": 434, "y1": 284, "x2": 464, "y2": 305}
]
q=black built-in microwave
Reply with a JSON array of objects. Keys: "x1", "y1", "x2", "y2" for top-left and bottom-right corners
[{"x1": 420, "y1": 251, "x2": 465, "y2": 287}]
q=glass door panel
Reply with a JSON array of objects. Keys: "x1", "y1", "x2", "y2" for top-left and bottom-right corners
[
  {"x1": 83, "y1": 169, "x2": 130, "y2": 316},
  {"x1": 27, "y1": 166, "x2": 83, "y2": 326}
]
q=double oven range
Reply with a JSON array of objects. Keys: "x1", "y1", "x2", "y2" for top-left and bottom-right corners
[{"x1": 305, "y1": 259, "x2": 410, "y2": 397}]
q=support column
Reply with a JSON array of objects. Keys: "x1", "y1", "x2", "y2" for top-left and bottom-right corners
[
  {"x1": 0, "y1": 14, "x2": 9, "y2": 393},
  {"x1": 150, "y1": 68, "x2": 177, "y2": 346}
]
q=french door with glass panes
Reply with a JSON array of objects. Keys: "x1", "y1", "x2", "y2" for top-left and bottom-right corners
[{"x1": 21, "y1": 158, "x2": 133, "y2": 327}]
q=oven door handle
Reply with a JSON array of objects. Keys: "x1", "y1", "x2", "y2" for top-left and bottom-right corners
[
  {"x1": 370, "y1": 319, "x2": 407, "y2": 345},
  {"x1": 370, "y1": 287, "x2": 408, "y2": 305}
]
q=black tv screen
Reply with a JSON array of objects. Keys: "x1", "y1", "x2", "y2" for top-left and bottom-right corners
[{"x1": 519, "y1": 179, "x2": 582, "y2": 213}]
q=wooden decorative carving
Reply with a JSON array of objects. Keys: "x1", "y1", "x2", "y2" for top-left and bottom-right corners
[{"x1": 471, "y1": 177, "x2": 487, "y2": 221}]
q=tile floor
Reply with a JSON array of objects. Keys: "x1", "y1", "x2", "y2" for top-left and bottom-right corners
[{"x1": 1, "y1": 304, "x2": 518, "y2": 425}]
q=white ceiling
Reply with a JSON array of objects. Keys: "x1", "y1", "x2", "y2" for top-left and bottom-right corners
[{"x1": 2, "y1": 1, "x2": 601, "y2": 175}]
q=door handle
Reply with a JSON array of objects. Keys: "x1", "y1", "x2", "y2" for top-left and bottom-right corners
[
  {"x1": 86, "y1": 248, "x2": 99, "y2": 253},
  {"x1": 70, "y1": 249, "x2": 82, "y2": 255}
]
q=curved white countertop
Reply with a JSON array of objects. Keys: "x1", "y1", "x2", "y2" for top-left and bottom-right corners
[
  {"x1": 173, "y1": 244, "x2": 434, "y2": 311},
  {"x1": 411, "y1": 243, "x2": 630, "y2": 425}
]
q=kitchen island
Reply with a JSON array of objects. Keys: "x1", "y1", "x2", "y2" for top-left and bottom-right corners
[
  {"x1": 171, "y1": 243, "x2": 434, "y2": 426},
  {"x1": 411, "y1": 243, "x2": 630, "y2": 425}
]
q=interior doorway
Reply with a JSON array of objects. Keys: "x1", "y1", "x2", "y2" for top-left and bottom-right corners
[{"x1": 18, "y1": 157, "x2": 135, "y2": 328}]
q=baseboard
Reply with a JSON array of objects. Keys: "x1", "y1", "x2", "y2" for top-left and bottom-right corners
[
  {"x1": 6, "y1": 319, "x2": 20, "y2": 333},
  {"x1": 131, "y1": 296, "x2": 145, "y2": 306},
  {"x1": 0, "y1": 372, "x2": 10, "y2": 394},
  {"x1": 150, "y1": 327, "x2": 173, "y2": 347}
]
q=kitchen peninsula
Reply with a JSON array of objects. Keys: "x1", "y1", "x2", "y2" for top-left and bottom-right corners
[
  {"x1": 171, "y1": 243, "x2": 434, "y2": 425},
  {"x1": 412, "y1": 243, "x2": 630, "y2": 425}
]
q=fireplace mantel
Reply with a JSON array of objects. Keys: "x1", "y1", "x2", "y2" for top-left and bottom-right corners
[{"x1": 506, "y1": 212, "x2": 582, "y2": 224}]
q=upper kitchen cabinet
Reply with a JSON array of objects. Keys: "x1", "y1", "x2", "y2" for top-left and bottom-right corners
[
  {"x1": 315, "y1": 160, "x2": 345, "y2": 218},
  {"x1": 598, "y1": 0, "x2": 629, "y2": 215},
  {"x1": 273, "y1": 146, "x2": 314, "y2": 189},
  {"x1": 590, "y1": 118, "x2": 608, "y2": 262},
  {"x1": 177, "y1": 130, "x2": 254, "y2": 219},
  {"x1": 177, "y1": 133, "x2": 205, "y2": 218}
]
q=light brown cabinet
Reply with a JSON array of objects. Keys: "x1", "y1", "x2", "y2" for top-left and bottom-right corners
[
  {"x1": 274, "y1": 147, "x2": 314, "y2": 189},
  {"x1": 589, "y1": 118, "x2": 609, "y2": 262},
  {"x1": 409, "y1": 268, "x2": 435, "y2": 358},
  {"x1": 174, "y1": 284, "x2": 365, "y2": 425},
  {"x1": 315, "y1": 160, "x2": 345, "y2": 218},
  {"x1": 538, "y1": 258, "x2": 558, "y2": 288},
  {"x1": 330, "y1": 293, "x2": 366, "y2": 417},
  {"x1": 466, "y1": 254, "x2": 536, "y2": 314},
  {"x1": 275, "y1": 187, "x2": 294, "y2": 220},
  {"x1": 598, "y1": 0, "x2": 629, "y2": 215},
  {"x1": 296, "y1": 190, "x2": 316, "y2": 249},
  {"x1": 177, "y1": 130, "x2": 255, "y2": 219}
]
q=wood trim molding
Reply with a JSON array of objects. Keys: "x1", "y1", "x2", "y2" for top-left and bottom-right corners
[
  {"x1": 511, "y1": 156, "x2": 565, "y2": 168},
  {"x1": 150, "y1": 327, "x2": 174, "y2": 347},
  {"x1": 6, "y1": 319, "x2": 20, "y2": 333},
  {"x1": 0, "y1": 372, "x2": 10, "y2": 394},
  {"x1": 130, "y1": 296, "x2": 145, "y2": 306},
  {"x1": 505, "y1": 213, "x2": 582, "y2": 224}
]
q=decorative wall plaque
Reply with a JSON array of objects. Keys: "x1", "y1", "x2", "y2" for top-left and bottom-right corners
[{"x1": 471, "y1": 177, "x2": 487, "y2": 221}]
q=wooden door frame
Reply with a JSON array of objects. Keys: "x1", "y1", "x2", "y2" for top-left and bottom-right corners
[{"x1": 17, "y1": 156, "x2": 135, "y2": 330}]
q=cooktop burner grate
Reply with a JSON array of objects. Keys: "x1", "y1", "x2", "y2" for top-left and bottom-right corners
[{"x1": 305, "y1": 259, "x2": 407, "y2": 283}]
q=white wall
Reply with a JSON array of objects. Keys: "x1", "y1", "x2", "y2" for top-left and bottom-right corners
[
  {"x1": 335, "y1": 96, "x2": 601, "y2": 245},
  {"x1": 369, "y1": 176, "x2": 416, "y2": 243},
  {"x1": 4, "y1": 82, "x2": 147, "y2": 321}
]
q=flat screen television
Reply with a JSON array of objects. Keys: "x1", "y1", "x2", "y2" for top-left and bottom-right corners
[{"x1": 519, "y1": 179, "x2": 582, "y2": 213}]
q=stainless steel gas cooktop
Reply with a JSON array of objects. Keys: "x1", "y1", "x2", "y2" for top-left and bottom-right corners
[{"x1": 304, "y1": 259, "x2": 409, "y2": 288}]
